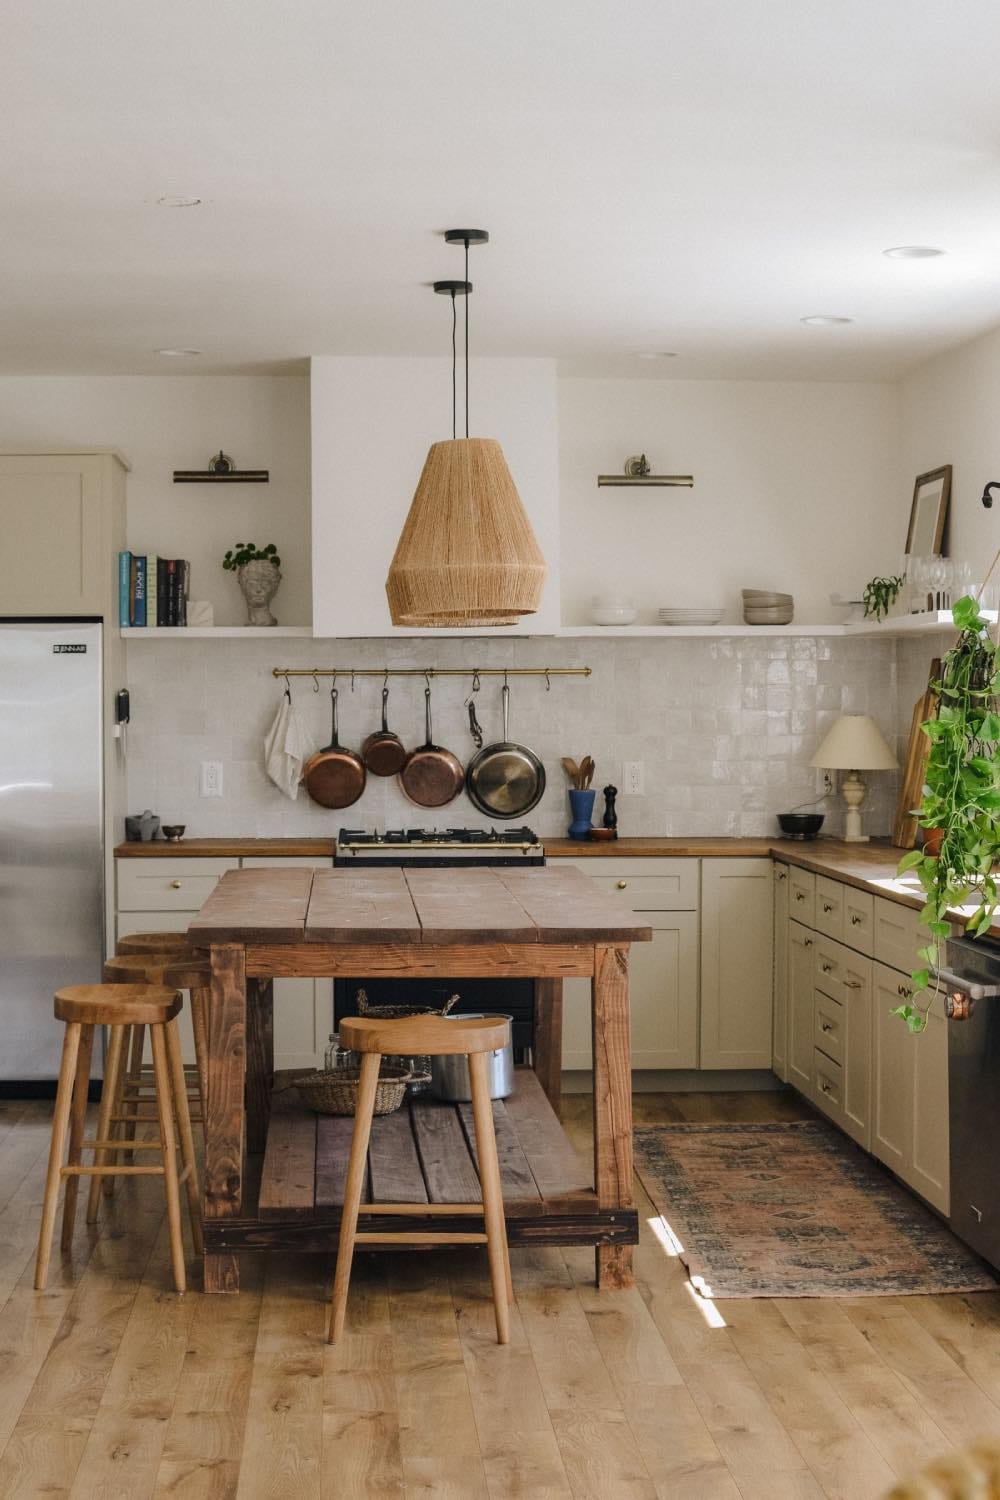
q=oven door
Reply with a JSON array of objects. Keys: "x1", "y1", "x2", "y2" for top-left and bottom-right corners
[{"x1": 940, "y1": 952, "x2": 1000, "y2": 1269}]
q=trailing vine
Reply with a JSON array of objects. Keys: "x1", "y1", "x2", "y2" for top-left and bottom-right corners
[
  {"x1": 894, "y1": 594, "x2": 1000, "y2": 1031},
  {"x1": 863, "y1": 574, "x2": 904, "y2": 621}
]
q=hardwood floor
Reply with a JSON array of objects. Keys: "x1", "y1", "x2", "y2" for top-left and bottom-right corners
[{"x1": 0, "y1": 1088, "x2": 997, "y2": 1498}]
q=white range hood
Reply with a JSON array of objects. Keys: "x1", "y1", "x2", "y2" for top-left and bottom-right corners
[{"x1": 310, "y1": 356, "x2": 561, "y2": 637}]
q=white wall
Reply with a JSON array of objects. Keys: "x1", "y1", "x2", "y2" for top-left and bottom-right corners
[
  {"x1": 899, "y1": 323, "x2": 1000, "y2": 583},
  {"x1": 0, "y1": 376, "x2": 311, "y2": 626},
  {"x1": 310, "y1": 357, "x2": 560, "y2": 636},
  {"x1": 558, "y1": 377, "x2": 901, "y2": 624}
]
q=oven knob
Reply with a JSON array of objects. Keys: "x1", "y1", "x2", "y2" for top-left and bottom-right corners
[{"x1": 946, "y1": 990, "x2": 974, "y2": 1021}]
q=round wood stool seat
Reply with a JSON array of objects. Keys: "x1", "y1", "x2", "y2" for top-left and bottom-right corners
[
  {"x1": 116, "y1": 932, "x2": 193, "y2": 957},
  {"x1": 103, "y1": 953, "x2": 210, "y2": 989},
  {"x1": 54, "y1": 983, "x2": 181, "y2": 1027},
  {"x1": 329, "y1": 1012, "x2": 513, "y2": 1348},
  {"x1": 340, "y1": 1013, "x2": 510, "y2": 1058}
]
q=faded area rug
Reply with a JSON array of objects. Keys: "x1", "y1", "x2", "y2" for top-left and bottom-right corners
[{"x1": 634, "y1": 1120, "x2": 998, "y2": 1298}]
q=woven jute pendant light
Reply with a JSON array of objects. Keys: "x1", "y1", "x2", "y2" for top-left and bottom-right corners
[{"x1": 386, "y1": 230, "x2": 547, "y2": 628}]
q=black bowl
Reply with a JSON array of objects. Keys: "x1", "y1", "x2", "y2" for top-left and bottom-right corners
[{"x1": 777, "y1": 812, "x2": 825, "y2": 841}]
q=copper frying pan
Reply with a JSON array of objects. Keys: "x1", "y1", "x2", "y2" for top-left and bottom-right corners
[
  {"x1": 303, "y1": 688, "x2": 367, "y2": 808},
  {"x1": 362, "y1": 683, "x2": 408, "y2": 777},
  {"x1": 398, "y1": 685, "x2": 465, "y2": 808}
]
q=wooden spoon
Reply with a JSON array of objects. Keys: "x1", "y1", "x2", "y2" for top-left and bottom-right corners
[{"x1": 561, "y1": 757, "x2": 582, "y2": 787}]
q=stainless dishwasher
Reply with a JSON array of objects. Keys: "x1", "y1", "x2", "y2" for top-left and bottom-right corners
[{"x1": 938, "y1": 933, "x2": 1000, "y2": 1271}]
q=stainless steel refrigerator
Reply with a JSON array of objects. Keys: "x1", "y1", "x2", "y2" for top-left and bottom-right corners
[{"x1": 0, "y1": 621, "x2": 104, "y2": 1080}]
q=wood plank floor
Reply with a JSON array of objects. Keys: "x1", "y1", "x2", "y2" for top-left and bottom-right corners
[{"x1": 1, "y1": 1088, "x2": 998, "y2": 1498}]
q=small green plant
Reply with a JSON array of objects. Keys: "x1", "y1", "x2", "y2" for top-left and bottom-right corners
[
  {"x1": 863, "y1": 574, "x2": 904, "y2": 621},
  {"x1": 222, "y1": 541, "x2": 281, "y2": 571},
  {"x1": 894, "y1": 593, "x2": 1000, "y2": 1032}
]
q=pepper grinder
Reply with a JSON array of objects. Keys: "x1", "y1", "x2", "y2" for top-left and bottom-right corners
[{"x1": 602, "y1": 784, "x2": 618, "y2": 833}]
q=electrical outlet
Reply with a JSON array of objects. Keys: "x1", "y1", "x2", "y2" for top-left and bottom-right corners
[
  {"x1": 819, "y1": 770, "x2": 835, "y2": 797},
  {"x1": 200, "y1": 760, "x2": 224, "y2": 798},
  {"x1": 622, "y1": 761, "x2": 645, "y2": 796}
]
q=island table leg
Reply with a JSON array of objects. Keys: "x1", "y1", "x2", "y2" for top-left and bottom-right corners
[
  {"x1": 533, "y1": 978, "x2": 563, "y2": 1115},
  {"x1": 246, "y1": 977, "x2": 274, "y2": 1155},
  {"x1": 204, "y1": 942, "x2": 246, "y2": 1293},
  {"x1": 592, "y1": 943, "x2": 634, "y2": 1289}
]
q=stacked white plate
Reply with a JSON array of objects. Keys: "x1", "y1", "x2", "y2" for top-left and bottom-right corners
[
  {"x1": 742, "y1": 589, "x2": 793, "y2": 625},
  {"x1": 657, "y1": 606, "x2": 725, "y2": 626}
]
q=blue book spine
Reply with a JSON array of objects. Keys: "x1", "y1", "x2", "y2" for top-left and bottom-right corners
[
  {"x1": 118, "y1": 551, "x2": 132, "y2": 627},
  {"x1": 133, "y1": 556, "x2": 147, "y2": 627}
]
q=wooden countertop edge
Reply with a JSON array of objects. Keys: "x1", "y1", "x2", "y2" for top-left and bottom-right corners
[{"x1": 115, "y1": 838, "x2": 336, "y2": 858}]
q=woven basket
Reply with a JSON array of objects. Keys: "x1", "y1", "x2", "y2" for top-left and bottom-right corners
[
  {"x1": 293, "y1": 1065, "x2": 411, "y2": 1117},
  {"x1": 354, "y1": 989, "x2": 459, "y2": 1020}
]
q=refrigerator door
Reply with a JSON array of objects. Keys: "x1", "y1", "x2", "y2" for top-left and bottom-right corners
[{"x1": 0, "y1": 622, "x2": 104, "y2": 1078}]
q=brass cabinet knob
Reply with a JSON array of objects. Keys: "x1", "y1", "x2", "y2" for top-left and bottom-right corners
[
  {"x1": 820, "y1": 1080, "x2": 833, "y2": 1095},
  {"x1": 776, "y1": 869, "x2": 787, "y2": 881},
  {"x1": 821, "y1": 962, "x2": 833, "y2": 973},
  {"x1": 795, "y1": 891, "x2": 805, "y2": 902},
  {"x1": 822, "y1": 902, "x2": 833, "y2": 913},
  {"x1": 170, "y1": 879, "x2": 182, "y2": 889},
  {"x1": 804, "y1": 938, "x2": 813, "y2": 948},
  {"x1": 897, "y1": 982, "x2": 913, "y2": 999},
  {"x1": 850, "y1": 914, "x2": 862, "y2": 926},
  {"x1": 821, "y1": 1021, "x2": 833, "y2": 1033},
  {"x1": 844, "y1": 978, "x2": 862, "y2": 990},
  {"x1": 617, "y1": 880, "x2": 627, "y2": 889}
]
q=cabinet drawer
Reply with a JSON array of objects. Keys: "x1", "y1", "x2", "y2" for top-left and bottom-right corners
[
  {"x1": 562, "y1": 859, "x2": 699, "y2": 910},
  {"x1": 814, "y1": 934, "x2": 845, "y2": 1005},
  {"x1": 874, "y1": 897, "x2": 919, "y2": 972},
  {"x1": 815, "y1": 877, "x2": 844, "y2": 942},
  {"x1": 117, "y1": 858, "x2": 237, "y2": 911},
  {"x1": 843, "y1": 888, "x2": 874, "y2": 956},
  {"x1": 814, "y1": 991, "x2": 844, "y2": 1066},
  {"x1": 788, "y1": 867, "x2": 815, "y2": 926},
  {"x1": 241, "y1": 857, "x2": 332, "y2": 870},
  {"x1": 814, "y1": 1049, "x2": 844, "y2": 1117}
]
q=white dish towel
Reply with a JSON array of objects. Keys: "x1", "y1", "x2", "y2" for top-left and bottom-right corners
[{"x1": 264, "y1": 691, "x2": 310, "y2": 800}]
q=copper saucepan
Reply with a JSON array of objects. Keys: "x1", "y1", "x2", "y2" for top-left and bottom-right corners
[
  {"x1": 362, "y1": 683, "x2": 407, "y2": 777},
  {"x1": 303, "y1": 687, "x2": 367, "y2": 808},
  {"x1": 398, "y1": 685, "x2": 465, "y2": 808}
]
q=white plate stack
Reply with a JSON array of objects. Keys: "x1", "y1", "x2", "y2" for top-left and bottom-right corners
[
  {"x1": 656, "y1": 606, "x2": 725, "y2": 626},
  {"x1": 742, "y1": 589, "x2": 794, "y2": 625}
]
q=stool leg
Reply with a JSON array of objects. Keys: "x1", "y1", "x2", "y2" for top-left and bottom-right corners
[
  {"x1": 34, "y1": 1022, "x2": 82, "y2": 1290},
  {"x1": 87, "y1": 1024, "x2": 125, "y2": 1222},
  {"x1": 60, "y1": 1025, "x2": 95, "y2": 1251},
  {"x1": 121, "y1": 1023, "x2": 146, "y2": 1162},
  {"x1": 189, "y1": 987, "x2": 209, "y2": 1122},
  {"x1": 151, "y1": 1024, "x2": 186, "y2": 1294},
  {"x1": 164, "y1": 1018, "x2": 203, "y2": 1256},
  {"x1": 103, "y1": 1023, "x2": 134, "y2": 1197},
  {"x1": 468, "y1": 1051, "x2": 511, "y2": 1345},
  {"x1": 328, "y1": 1051, "x2": 380, "y2": 1344}
]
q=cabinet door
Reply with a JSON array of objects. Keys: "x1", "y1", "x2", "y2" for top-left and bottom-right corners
[
  {"x1": 815, "y1": 877, "x2": 845, "y2": 943},
  {"x1": 772, "y1": 864, "x2": 790, "y2": 1080},
  {"x1": 0, "y1": 455, "x2": 107, "y2": 615},
  {"x1": 700, "y1": 859, "x2": 773, "y2": 1069},
  {"x1": 787, "y1": 921, "x2": 815, "y2": 1096},
  {"x1": 841, "y1": 953, "x2": 873, "y2": 1150},
  {"x1": 872, "y1": 962, "x2": 913, "y2": 1177},
  {"x1": 910, "y1": 997, "x2": 949, "y2": 1215},
  {"x1": 241, "y1": 857, "x2": 333, "y2": 1071},
  {"x1": 563, "y1": 913, "x2": 699, "y2": 1069}
]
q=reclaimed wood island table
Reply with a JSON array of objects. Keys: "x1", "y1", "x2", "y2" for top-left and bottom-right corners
[{"x1": 188, "y1": 865, "x2": 651, "y2": 1294}]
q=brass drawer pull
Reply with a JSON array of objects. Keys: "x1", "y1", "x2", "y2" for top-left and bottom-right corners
[
  {"x1": 844, "y1": 978, "x2": 863, "y2": 990},
  {"x1": 776, "y1": 869, "x2": 787, "y2": 881},
  {"x1": 795, "y1": 891, "x2": 806, "y2": 902},
  {"x1": 821, "y1": 962, "x2": 833, "y2": 973},
  {"x1": 820, "y1": 1080, "x2": 834, "y2": 1095},
  {"x1": 617, "y1": 880, "x2": 627, "y2": 889},
  {"x1": 821, "y1": 1021, "x2": 833, "y2": 1033},
  {"x1": 822, "y1": 902, "x2": 833, "y2": 913},
  {"x1": 170, "y1": 880, "x2": 182, "y2": 889},
  {"x1": 804, "y1": 938, "x2": 813, "y2": 948},
  {"x1": 897, "y1": 983, "x2": 913, "y2": 999},
  {"x1": 850, "y1": 914, "x2": 862, "y2": 926}
]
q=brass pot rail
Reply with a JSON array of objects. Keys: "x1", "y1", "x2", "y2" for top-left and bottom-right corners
[{"x1": 271, "y1": 666, "x2": 591, "y2": 681}]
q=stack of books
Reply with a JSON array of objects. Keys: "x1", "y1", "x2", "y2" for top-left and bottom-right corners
[{"x1": 119, "y1": 553, "x2": 190, "y2": 626}]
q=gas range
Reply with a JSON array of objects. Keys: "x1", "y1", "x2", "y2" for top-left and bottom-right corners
[{"x1": 334, "y1": 826, "x2": 545, "y2": 867}]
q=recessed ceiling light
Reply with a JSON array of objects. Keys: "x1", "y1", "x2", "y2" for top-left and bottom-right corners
[
  {"x1": 156, "y1": 195, "x2": 202, "y2": 208},
  {"x1": 800, "y1": 315, "x2": 853, "y2": 326},
  {"x1": 633, "y1": 351, "x2": 679, "y2": 360},
  {"x1": 882, "y1": 245, "x2": 945, "y2": 259},
  {"x1": 154, "y1": 348, "x2": 201, "y2": 357}
]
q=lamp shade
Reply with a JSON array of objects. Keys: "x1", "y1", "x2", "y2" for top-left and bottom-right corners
[
  {"x1": 810, "y1": 714, "x2": 898, "y2": 771},
  {"x1": 386, "y1": 437, "x2": 546, "y2": 627}
]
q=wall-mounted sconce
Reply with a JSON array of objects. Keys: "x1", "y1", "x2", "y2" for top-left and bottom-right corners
[
  {"x1": 597, "y1": 454, "x2": 694, "y2": 488},
  {"x1": 173, "y1": 449, "x2": 269, "y2": 484}
]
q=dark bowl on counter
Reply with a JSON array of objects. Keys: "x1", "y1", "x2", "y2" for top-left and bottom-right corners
[{"x1": 777, "y1": 812, "x2": 825, "y2": 841}]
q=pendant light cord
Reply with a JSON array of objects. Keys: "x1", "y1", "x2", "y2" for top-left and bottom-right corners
[
  {"x1": 450, "y1": 291, "x2": 457, "y2": 441},
  {"x1": 464, "y1": 237, "x2": 470, "y2": 438}
]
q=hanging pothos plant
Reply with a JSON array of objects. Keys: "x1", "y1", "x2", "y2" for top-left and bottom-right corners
[{"x1": 894, "y1": 594, "x2": 1000, "y2": 1032}]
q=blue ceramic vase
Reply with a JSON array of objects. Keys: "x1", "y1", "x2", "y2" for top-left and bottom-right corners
[{"x1": 568, "y1": 788, "x2": 597, "y2": 841}]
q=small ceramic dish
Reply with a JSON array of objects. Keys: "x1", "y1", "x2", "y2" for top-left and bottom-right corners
[{"x1": 161, "y1": 824, "x2": 186, "y2": 842}]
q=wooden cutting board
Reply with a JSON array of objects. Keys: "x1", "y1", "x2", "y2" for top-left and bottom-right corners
[{"x1": 893, "y1": 658, "x2": 941, "y2": 849}]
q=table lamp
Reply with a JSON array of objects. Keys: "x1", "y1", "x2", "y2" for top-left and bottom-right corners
[{"x1": 810, "y1": 714, "x2": 898, "y2": 843}]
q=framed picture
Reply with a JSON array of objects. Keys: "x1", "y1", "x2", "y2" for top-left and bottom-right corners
[{"x1": 905, "y1": 465, "x2": 951, "y2": 556}]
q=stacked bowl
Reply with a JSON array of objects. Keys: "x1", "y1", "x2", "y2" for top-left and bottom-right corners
[{"x1": 742, "y1": 589, "x2": 794, "y2": 625}]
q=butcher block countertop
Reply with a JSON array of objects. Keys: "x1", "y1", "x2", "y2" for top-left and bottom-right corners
[{"x1": 114, "y1": 837, "x2": 336, "y2": 859}]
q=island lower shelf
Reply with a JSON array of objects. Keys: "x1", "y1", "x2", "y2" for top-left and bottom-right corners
[{"x1": 206, "y1": 1066, "x2": 638, "y2": 1254}]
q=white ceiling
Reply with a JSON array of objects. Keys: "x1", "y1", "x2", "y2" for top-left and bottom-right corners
[{"x1": 5, "y1": 0, "x2": 1000, "y2": 381}]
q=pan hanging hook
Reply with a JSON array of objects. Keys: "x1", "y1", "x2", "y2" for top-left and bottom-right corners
[
  {"x1": 544, "y1": 668, "x2": 551, "y2": 692},
  {"x1": 464, "y1": 668, "x2": 482, "y2": 706},
  {"x1": 282, "y1": 672, "x2": 292, "y2": 703},
  {"x1": 311, "y1": 670, "x2": 320, "y2": 693}
]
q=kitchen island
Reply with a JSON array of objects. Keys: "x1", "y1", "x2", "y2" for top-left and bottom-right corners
[{"x1": 187, "y1": 864, "x2": 651, "y2": 1293}]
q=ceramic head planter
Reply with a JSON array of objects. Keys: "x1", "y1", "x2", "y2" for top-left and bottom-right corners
[{"x1": 222, "y1": 542, "x2": 282, "y2": 627}]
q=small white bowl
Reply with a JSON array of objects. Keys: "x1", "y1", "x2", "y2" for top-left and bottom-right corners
[{"x1": 589, "y1": 598, "x2": 637, "y2": 625}]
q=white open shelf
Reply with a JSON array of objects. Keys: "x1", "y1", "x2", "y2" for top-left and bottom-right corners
[{"x1": 121, "y1": 625, "x2": 314, "y2": 638}]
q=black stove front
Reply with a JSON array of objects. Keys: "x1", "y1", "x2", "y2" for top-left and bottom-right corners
[{"x1": 332, "y1": 826, "x2": 544, "y2": 1049}]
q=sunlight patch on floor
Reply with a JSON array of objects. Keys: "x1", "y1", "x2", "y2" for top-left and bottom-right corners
[
  {"x1": 684, "y1": 1276, "x2": 728, "y2": 1328},
  {"x1": 647, "y1": 1213, "x2": 684, "y2": 1257}
]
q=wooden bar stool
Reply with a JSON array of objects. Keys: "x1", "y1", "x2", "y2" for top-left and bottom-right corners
[
  {"x1": 100, "y1": 953, "x2": 210, "y2": 1193},
  {"x1": 328, "y1": 1013, "x2": 513, "y2": 1346},
  {"x1": 34, "y1": 984, "x2": 202, "y2": 1293},
  {"x1": 117, "y1": 931, "x2": 194, "y2": 958}
]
